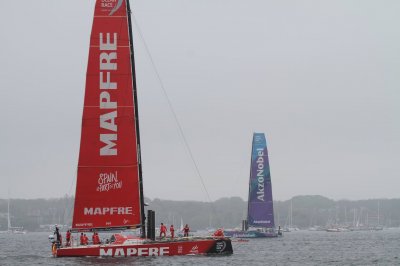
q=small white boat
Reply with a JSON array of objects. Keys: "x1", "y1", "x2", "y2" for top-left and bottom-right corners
[{"x1": 326, "y1": 227, "x2": 349, "y2": 232}]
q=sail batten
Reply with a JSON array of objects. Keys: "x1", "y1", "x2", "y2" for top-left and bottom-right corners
[
  {"x1": 72, "y1": 0, "x2": 142, "y2": 231},
  {"x1": 247, "y1": 133, "x2": 275, "y2": 228}
]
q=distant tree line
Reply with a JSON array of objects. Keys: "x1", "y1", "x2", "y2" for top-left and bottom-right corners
[{"x1": 0, "y1": 195, "x2": 399, "y2": 231}]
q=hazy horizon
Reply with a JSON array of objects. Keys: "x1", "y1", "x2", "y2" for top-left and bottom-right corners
[
  {"x1": 1, "y1": 1, "x2": 399, "y2": 201},
  {"x1": 1, "y1": 194, "x2": 399, "y2": 202}
]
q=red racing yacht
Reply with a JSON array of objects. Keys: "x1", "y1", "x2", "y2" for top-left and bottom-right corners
[
  {"x1": 53, "y1": 0, "x2": 232, "y2": 257},
  {"x1": 56, "y1": 233, "x2": 231, "y2": 257}
]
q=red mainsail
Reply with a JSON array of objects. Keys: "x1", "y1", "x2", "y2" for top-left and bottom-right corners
[{"x1": 72, "y1": 0, "x2": 142, "y2": 231}]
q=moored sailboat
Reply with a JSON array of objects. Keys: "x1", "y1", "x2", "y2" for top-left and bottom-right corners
[
  {"x1": 283, "y1": 199, "x2": 299, "y2": 232},
  {"x1": 224, "y1": 133, "x2": 281, "y2": 238},
  {"x1": 54, "y1": 0, "x2": 232, "y2": 257},
  {"x1": 0, "y1": 198, "x2": 26, "y2": 234}
]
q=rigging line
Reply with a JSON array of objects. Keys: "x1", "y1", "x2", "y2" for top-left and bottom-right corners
[{"x1": 130, "y1": 15, "x2": 214, "y2": 205}]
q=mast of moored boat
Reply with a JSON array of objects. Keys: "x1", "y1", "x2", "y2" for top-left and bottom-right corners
[
  {"x1": 7, "y1": 198, "x2": 11, "y2": 231},
  {"x1": 126, "y1": 0, "x2": 146, "y2": 238}
]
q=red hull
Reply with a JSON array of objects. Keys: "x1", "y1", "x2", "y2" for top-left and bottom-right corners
[{"x1": 56, "y1": 237, "x2": 232, "y2": 257}]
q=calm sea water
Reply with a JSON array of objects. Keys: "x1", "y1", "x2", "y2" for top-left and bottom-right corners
[{"x1": 0, "y1": 229, "x2": 399, "y2": 265}]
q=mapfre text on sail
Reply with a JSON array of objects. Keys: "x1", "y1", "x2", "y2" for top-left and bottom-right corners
[{"x1": 99, "y1": 32, "x2": 118, "y2": 156}]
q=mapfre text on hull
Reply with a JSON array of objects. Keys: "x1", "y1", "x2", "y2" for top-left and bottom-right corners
[{"x1": 56, "y1": 235, "x2": 232, "y2": 257}]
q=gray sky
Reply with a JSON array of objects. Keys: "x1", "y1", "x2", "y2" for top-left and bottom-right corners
[{"x1": 0, "y1": 0, "x2": 399, "y2": 201}]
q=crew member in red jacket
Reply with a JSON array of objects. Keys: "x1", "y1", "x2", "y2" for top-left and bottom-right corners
[
  {"x1": 170, "y1": 224, "x2": 175, "y2": 239},
  {"x1": 183, "y1": 224, "x2": 190, "y2": 237},
  {"x1": 213, "y1": 228, "x2": 224, "y2": 237},
  {"x1": 96, "y1": 232, "x2": 101, "y2": 244},
  {"x1": 83, "y1": 234, "x2": 89, "y2": 245},
  {"x1": 160, "y1": 223, "x2": 167, "y2": 238},
  {"x1": 92, "y1": 232, "x2": 100, "y2": 244},
  {"x1": 80, "y1": 233, "x2": 85, "y2": 245},
  {"x1": 65, "y1": 230, "x2": 71, "y2": 247}
]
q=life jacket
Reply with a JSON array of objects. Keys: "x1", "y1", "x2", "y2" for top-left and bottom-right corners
[
  {"x1": 84, "y1": 235, "x2": 89, "y2": 245},
  {"x1": 95, "y1": 234, "x2": 100, "y2": 244},
  {"x1": 92, "y1": 234, "x2": 99, "y2": 244},
  {"x1": 170, "y1": 226, "x2": 175, "y2": 232},
  {"x1": 160, "y1": 225, "x2": 167, "y2": 232}
]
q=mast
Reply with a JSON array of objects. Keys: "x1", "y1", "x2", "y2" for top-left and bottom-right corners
[
  {"x1": 377, "y1": 201, "x2": 380, "y2": 226},
  {"x1": 246, "y1": 134, "x2": 255, "y2": 226},
  {"x1": 7, "y1": 198, "x2": 11, "y2": 231},
  {"x1": 290, "y1": 200, "x2": 293, "y2": 228},
  {"x1": 126, "y1": 0, "x2": 146, "y2": 238}
]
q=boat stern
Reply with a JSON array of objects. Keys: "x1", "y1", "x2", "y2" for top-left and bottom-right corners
[{"x1": 205, "y1": 238, "x2": 233, "y2": 255}]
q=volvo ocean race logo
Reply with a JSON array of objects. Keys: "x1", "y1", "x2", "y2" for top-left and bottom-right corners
[
  {"x1": 109, "y1": 0, "x2": 123, "y2": 16},
  {"x1": 99, "y1": 0, "x2": 124, "y2": 16},
  {"x1": 215, "y1": 241, "x2": 226, "y2": 253}
]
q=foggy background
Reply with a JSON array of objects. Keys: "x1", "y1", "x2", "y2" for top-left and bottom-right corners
[{"x1": 0, "y1": 0, "x2": 399, "y2": 201}]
